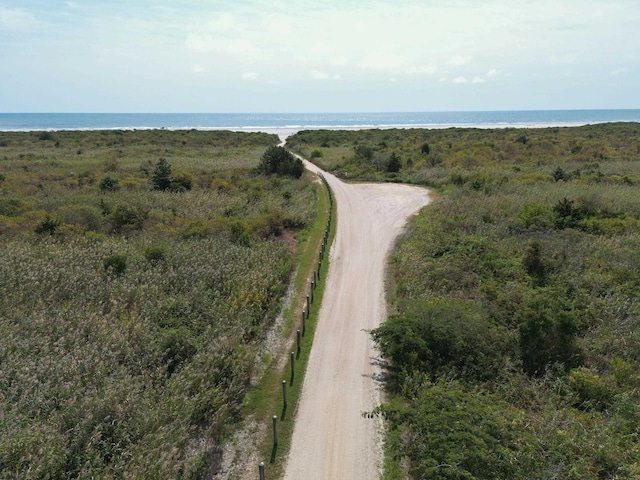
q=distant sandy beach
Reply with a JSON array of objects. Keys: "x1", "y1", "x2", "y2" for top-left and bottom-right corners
[{"x1": 230, "y1": 121, "x2": 607, "y2": 144}]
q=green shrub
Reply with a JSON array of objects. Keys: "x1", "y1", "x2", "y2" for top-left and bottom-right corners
[
  {"x1": 144, "y1": 246, "x2": 166, "y2": 264},
  {"x1": 385, "y1": 152, "x2": 401, "y2": 173},
  {"x1": 514, "y1": 202, "x2": 555, "y2": 230},
  {"x1": 161, "y1": 328, "x2": 197, "y2": 376},
  {"x1": 567, "y1": 367, "x2": 616, "y2": 410},
  {"x1": 522, "y1": 239, "x2": 546, "y2": 283},
  {"x1": 108, "y1": 205, "x2": 148, "y2": 233},
  {"x1": 372, "y1": 299, "x2": 508, "y2": 383},
  {"x1": 171, "y1": 172, "x2": 193, "y2": 192},
  {"x1": 310, "y1": 148, "x2": 324, "y2": 159},
  {"x1": 152, "y1": 158, "x2": 172, "y2": 191},
  {"x1": 38, "y1": 131, "x2": 55, "y2": 141},
  {"x1": 518, "y1": 289, "x2": 581, "y2": 376},
  {"x1": 103, "y1": 254, "x2": 127, "y2": 275},
  {"x1": 230, "y1": 220, "x2": 250, "y2": 246},
  {"x1": 35, "y1": 215, "x2": 60, "y2": 235},
  {"x1": 257, "y1": 146, "x2": 304, "y2": 178},
  {"x1": 0, "y1": 198, "x2": 28, "y2": 216},
  {"x1": 99, "y1": 175, "x2": 120, "y2": 192},
  {"x1": 379, "y1": 381, "x2": 539, "y2": 479}
]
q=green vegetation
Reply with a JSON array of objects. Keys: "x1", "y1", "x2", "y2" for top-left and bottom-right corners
[
  {"x1": 0, "y1": 129, "x2": 320, "y2": 478},
  {"x1": 289, "y1": 123, "x2": 640, "y2": 479},
  {"x1": 257, "y1": 145, "x2": 305, "y2": 178},
  {"x1": 287, "y1": 123, "x2": 640, "y2": 187}
]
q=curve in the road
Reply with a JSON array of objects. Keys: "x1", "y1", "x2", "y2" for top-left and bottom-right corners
[{"x1": 284, "y1": 160, "x2": 430, "y2": 480}]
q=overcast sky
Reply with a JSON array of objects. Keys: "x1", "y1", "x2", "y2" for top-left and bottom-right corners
[{"x1": 1, "y1": 0, "x2": 638, "y2": 113}]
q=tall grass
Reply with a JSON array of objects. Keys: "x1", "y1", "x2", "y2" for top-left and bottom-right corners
[{"x1": 0, "y1": 130, "x2": 319, "y2": 478}]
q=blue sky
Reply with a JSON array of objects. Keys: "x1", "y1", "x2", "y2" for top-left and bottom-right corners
[{"x1": 1, "y1": 0, "x2": 638, "y2": 112}]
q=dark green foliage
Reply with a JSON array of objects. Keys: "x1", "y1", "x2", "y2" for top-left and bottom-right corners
[
  {"x1": 517, "y1": 290, "x2": 581, "y2": 376},
  {"x1": 354, "y1": 144, "x2": 374, "y2": 160},
  {"x1": 161, "y1": 328, "x2": 197, "y2": 376},
  {"x1": 420, "y1": 142, "x2": 430, "y2": 155},
  {"x1": 108, "y1": 204, "x2": 149, "y2": 233},
  {"x1": 171, "y1": 172, "x2": 193, "y2": 191},
  {"x1": 379, "y1": 381, "x2": 540, "y2": 479},
  {"x1": 38, "y1": 131, "x2": 55, "y2": 141},
  {"x1": 385, "y1": 152, "x2": 401, "y2": 173},
  {"x1": 99, "y1": 175, "x2": 120, "y2": 192},
  {"x1": 35, "y1": 215, "x2": 60, "y2": 235},
  {"x1": 552, "y1": 166, "x2": 569, "y2": 182},
  {"x1": 103, "y1": 254, "x2": 127, "y2": 275},
  {"x1": 553, "y1": 197, "x2": 583, "y2": 229},
  {"x1": 257, "y1": 146, "x2": 304, "y2": 178},
  {"x1": 144, "y1": 246, "x2": 166, "y2": 264},
  {"x1": 152, "y1": 157, "x2": 172, "y2": 191},
  {"x1": 522, "y1": 239, "x2": 546, "y2": 282},
  {"x1": 373, "y1": 299, "x2": 508, "y2": 384},
  {"x1": 230, "y1": 220, "x2": 250, "y2": 246}
]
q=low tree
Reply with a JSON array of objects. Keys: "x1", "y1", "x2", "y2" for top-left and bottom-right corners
[
  {"x1": 552, "y1": 166, "x2": 568, "y2": 182},
  {"x1": 152, "y1": 158, "x2": 173, "y2": 191},
  {"x1": 257, "y1": 146, "x2": 304, "y2": 178},
  {"x1": 99, "y1": 175, "x2": 120, "y2": 192},
  {"x1": 386, "y1": 152, "x2": 402, "y2": 173}
]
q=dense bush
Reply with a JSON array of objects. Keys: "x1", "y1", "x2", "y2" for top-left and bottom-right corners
[
  {"x1": 257, "y1": 146, "x2": 304, "y2": 178},
  {"x1": 99, "y1": 175, "x2": 120, "y2": 192},
  {"x1": 103, "y1": 253, "x2": 127, "y2": 275}
]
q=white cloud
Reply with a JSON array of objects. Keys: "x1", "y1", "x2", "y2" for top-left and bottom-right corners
[
  {"x1": 448, "y1": 55, "x2": 472, "y2": 67},
  {"x1": 209, "y1": 13, "x2": 235, "y2": 31},
  {"x1": 486, "y1": 68, "x2": 501, "y2": 78},
  {"x1": 185, "y1": 33, "x2": 215, "y2": 53},
  {"x1": 185, "y1": 34, "x2": 266, "y2": 62},
  {"x1": 0, "y1": 6, "x2": 38, "y2": 31},
  {"x1": 242, "y1": 72, "x2": 258, "y2": 81},
  {"x1": 358, "y1": 53, "x2": 406, "y2": 71},
  {"x1": 472, "y1": 76, "x2": 486, "y2": 83},
  {"x1": 452, "y1": 76, "x2": 468, "y2": 83},
  {"x1": 406, "y1": 65, "x2": 438, "y2": 75},
  {"x1": 309, "y1": 70, "x2": 340, "y2": 80},
  {"x1": 549, "y1": 53, "x2": 578, "y2": 65},
  {"x1": 264, "y1": 15, "x2": 293, "y2": 36},
  {"x1": 610, "y1": 67, "x2": 628, "y2": 76},
  {"x1": 192, "y1": 65, "x2": 205, "y2": 73}
]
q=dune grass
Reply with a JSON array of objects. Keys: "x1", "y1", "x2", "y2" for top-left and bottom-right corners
[{"x1": 0, "y1": 129, "x2": 322, "y2": 478}]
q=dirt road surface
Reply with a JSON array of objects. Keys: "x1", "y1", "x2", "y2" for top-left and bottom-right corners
[{"x1": 283, "y1": 160, "x2": 430, "y2": 480}]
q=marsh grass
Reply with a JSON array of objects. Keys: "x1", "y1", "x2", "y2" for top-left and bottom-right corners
[{"x1": 0, "y1": 130, "x2": 319, "y2": 478}]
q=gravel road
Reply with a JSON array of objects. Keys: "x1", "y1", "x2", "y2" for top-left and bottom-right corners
[{"x1": 283, "y1": 160, "x2": 430, "y2": 480}]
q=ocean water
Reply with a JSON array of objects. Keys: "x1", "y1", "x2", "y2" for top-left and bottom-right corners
[{"x1": 0, "y1": 110, "x2": 639, "y2": 131}]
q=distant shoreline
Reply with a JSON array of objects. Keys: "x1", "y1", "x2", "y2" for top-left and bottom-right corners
[{"x1": 1, "y1": 110, "x2": 639, "y2": 136}]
